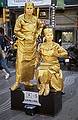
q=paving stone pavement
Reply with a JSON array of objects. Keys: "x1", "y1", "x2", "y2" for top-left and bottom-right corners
[{"x1": 0, "y1": 69, "x2": 78, "y2": 120}]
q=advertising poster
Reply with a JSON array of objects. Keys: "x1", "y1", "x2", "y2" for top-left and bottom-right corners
[{"x1": 7, "y1": 0, "x2": 51, "y2": 7}]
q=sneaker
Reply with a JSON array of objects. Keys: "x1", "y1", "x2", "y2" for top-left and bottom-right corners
[{"x1": 5, "y1": 73, "x2": 10, "y2": 79}]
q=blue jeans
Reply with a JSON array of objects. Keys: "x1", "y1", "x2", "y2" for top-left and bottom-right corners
[{"x1": 0, "y1": 58, "x2": 10, "y2": 74}]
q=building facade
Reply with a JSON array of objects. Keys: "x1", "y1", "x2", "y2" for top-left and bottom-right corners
[
  {"x1": 55, "y1": 5, "x2": 78, "y2": 48},
  {"x1": 0, "y1": 0, "x2": 78, "y2": 47}
]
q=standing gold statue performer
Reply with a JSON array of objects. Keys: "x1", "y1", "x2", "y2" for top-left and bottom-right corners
[
  {"x1": 11, "y1": 2, "x2": 43, "y2": 90},
  {"x1": 36, "y1": 28, "x2": 68, "y2": 96}
]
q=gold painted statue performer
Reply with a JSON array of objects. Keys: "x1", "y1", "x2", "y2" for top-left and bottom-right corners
[
  {"x1": 11, "y1": 2, "x2": 43, "y2": 90},
  {"x1": 35, "y1": 28, "x2": 68, "y2": 96}
]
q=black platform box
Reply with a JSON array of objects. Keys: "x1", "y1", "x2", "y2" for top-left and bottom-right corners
[
  {"x1": 11, "y1": 85, "x2": 62, "y2": 116},
  {"x1": 39, "y1": 92, "x2": 62, "y2": 116},
  {"x1": 11, "y1": 88, "x2": 24, "y2": 110}
]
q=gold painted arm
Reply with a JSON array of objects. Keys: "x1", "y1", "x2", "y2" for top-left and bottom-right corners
[
  {"x1": 57, "y1": 45, "x2": 68, "y2": 58},
  {"x1": 14, "y1": 17, "x2": 25, "y2": 40}
]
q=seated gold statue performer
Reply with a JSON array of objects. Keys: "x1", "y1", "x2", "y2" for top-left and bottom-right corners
[
  {"x1": 36, "y1": 28, "x2": 68, "y2": 96},
  {"x1": 11, "y1": 2, "x2": 43, "y2": 91}
]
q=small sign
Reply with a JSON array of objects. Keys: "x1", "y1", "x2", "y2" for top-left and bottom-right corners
[
  {"x1": 57, "y1": 0, "x2": 64, "y2": 9},
  {"x1": 23, "y1": 91, "x2": 41, "y2": 106},
  {"x1": 65, "y1": 58, "x2": 69, "y2": 62}
]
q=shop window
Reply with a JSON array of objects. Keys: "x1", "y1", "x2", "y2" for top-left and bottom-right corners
[
  {"x1": 62, "y1": 32, "x2": 73, "y2": 49},
  {"x1": 39, "y1": 9, "x2": 49, "y2": 19},
  {"x1": 62, "y1": 32, "x2": 73, "y2": 43}
]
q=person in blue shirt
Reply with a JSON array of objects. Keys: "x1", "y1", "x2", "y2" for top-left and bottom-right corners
[{"x1": 0, "y1": 45, "x2": 10, "y2": 79}]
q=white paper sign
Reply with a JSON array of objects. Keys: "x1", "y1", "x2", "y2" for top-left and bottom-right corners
[
  {"x1": 7, "y1": 0, "x2": 51, "y2": 7},
  {"x1": 23, "y1": 91, "x2": 41, "y2": 106},
  {"x1": 65, "y1": 58, "x2": 69, "y2": 63}
]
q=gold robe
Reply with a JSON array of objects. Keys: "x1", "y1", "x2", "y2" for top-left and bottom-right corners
[
  {"x1": 14, "y1": 14, "x2": 42, "y2": 84},
  {"x1": 36, "y1": 41, "x2": 68, "y2": 91}
]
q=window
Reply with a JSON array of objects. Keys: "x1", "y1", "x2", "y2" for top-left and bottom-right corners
[
  {"x1": 62, "y1": 32, "x2": 73, "y2": 43},
  {"x1": 62, "y1": 32, "x2": 73, "y2": 49}
]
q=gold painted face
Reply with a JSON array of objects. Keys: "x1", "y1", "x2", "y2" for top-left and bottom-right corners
[
  {"x1": 24, "y1": 2, "x2": 34, "y2": 15},
  {"x1": 44, "y1": 28, "x2": 53, "y2": 42}
]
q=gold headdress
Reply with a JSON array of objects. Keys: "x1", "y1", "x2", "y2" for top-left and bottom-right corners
[
  {"x1": 44, "y1": 28, "x2": 53, "y2": 35},
  {"x1": 25, "y1": 2, "x2": 34, "y2": 8}
]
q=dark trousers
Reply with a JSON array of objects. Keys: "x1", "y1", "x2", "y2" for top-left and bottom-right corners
[{"x1": 0, "y1": 58, "x2": 10, "y2": 74}]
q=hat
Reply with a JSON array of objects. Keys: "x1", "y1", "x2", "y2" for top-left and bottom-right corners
[
  {"x1": 44, "y1": 28, "x2": 53, "y2": 35},
  {"x1": 25, "y1": 2, "x2": 34, "y2": 8}
]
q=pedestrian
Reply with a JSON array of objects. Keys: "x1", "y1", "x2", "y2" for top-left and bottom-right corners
[
  {"x1": 0, "y1": 28, "x2": 5, "y2": 50},
  {"x1": 11, "y1": 2, "x2": 43, "y2": 90},
  {"x1": 0, "y1": 45, "x2": 10, "y2": 79},
  {"x1": 35, "y1": 27, "x2": 68, "y2": 96}
]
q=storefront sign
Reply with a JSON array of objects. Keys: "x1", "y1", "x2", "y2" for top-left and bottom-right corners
[
  {"x1": 7, "y1": 0, "x2": 51, "y2": 7},
  {"x1": 23, "y1": 91, "x2": 41, "y2": 106}
]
